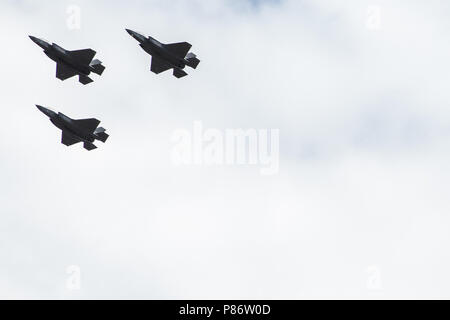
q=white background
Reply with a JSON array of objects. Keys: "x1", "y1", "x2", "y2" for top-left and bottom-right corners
[{"x1": 1, "y1": 0, "x2": 450, "y2": 299}]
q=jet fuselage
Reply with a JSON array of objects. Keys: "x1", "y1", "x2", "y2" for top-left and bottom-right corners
[
  {"x1": 126, "y1": 30, "x2": 188, "y2": 69},
  {"x1": 30, "y1": 36, "x2": 93, "y2": 76},
  {"x1": 37, "y1": 105, "x2": 96, "y2": 143},
  {"x1": 50, "y1": 113, "x2": 96, "y2": 143},
  {"x1": 140, "y1": 36, "x2": 187, "y2": 69},
  {"x1": 45, "y1": 45, "x2": 92, "y2": 76}
]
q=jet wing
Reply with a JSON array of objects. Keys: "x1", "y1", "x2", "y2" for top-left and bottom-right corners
[
  {"x1": 62, "y1": 131, "x2": 82, "y2": 146},
  {"x1": 150, "y1": 56, "x2": 172, "y2": 74},
  {"x1": 74, "y1": 118, "x2": 100, "y2": 132},
  {"x1": 56, "y1": 63, "x2": 78, "y2": 80},
  {"x1": 69, "y1": 49, "x2": 96, "y2": 65},
  {"x1": 164, "y1": 42, "x2": 192, "y2": 58}
]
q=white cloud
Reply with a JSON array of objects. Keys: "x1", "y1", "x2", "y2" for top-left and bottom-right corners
[{"x1": 1, "y1": 0, "x2": 450, "y2": 299}]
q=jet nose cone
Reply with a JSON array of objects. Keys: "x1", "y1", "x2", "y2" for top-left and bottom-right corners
[
  {"x1": 36, "y1": 104, "x2": 45, "y2": 112},
  {"x1": 36, "y1": 105, "x2": 56, "y2": 118},
  {"x1": 125, "y1": 29, "x2": 146, "y2": 42},
  {"x1": 29, "y1": 36, "x2": 49, "y2": 49}
]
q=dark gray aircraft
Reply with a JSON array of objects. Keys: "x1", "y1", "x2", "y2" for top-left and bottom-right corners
[
  {"x1": 29, "y1": 36, "x2": 105, "y2": 85},
  {"x1": 125, "y1": 29, "x2": 200, "y2": 78},
  {"x1": 36, "y1": 105, "x2": 109, "y2": 151}
]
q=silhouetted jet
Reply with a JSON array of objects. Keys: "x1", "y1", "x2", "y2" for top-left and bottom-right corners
[
  {"x1": 36, "y1": 105, "x2": 109, "y2": 151},
  {"x1": 29, "y1": 36, "x2": 105, "y2": 85},
  {"x1": 125, "y1": 29, "x2": 200, "y2": 78}
]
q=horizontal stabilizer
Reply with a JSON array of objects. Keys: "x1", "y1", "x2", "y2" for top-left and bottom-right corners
[
  {"x1": 79, "y1": 75, "x2": 93, "y2": 85},
  {"x1": 96, "y1": 132, "x2": 109, "y2": 143},
  {"x1": 185, "y1": 52, "x2": 200, "y2": 69},
  {"x1": 84, "y1": 142, "x2": 97, "y2": 151},
  {"x1": 90, "y1": 59, "x2": 105, "y2": 75},
  {"x1": 173, "y1": 68, "x2": 188, "y2": 78},
  {"x1": 165, "y1": 42, "x2": 192, "y2": 58},
  {"x1": 69, "y1": 49, "x2": 96, "y2": 65}
]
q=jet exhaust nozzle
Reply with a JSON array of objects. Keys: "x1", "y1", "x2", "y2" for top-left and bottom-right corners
[
  {"x1": 94, "y1": 127, "x2": 109, "y2": 143},
  {"x1": 185, "y1": 52, "x2": 200, "y2": 69},
  {"x1": 90, "y1": 59, "x2": 105, "y2": 75}
]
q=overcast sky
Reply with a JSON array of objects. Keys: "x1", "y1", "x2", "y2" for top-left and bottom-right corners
[{"x1": 2, "y1": 0, "x2": 450, "y2": 299}]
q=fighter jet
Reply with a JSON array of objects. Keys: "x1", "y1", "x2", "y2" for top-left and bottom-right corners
[
  {"x1": 125, "y1": 29, "x2": 200, "y2": 78},
  {"x1": 36, "y1": 105, "x2": 109, "y2": 151},
  {"x1": 29, "y1": 36, "x2": 105, "y2": 85}
]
